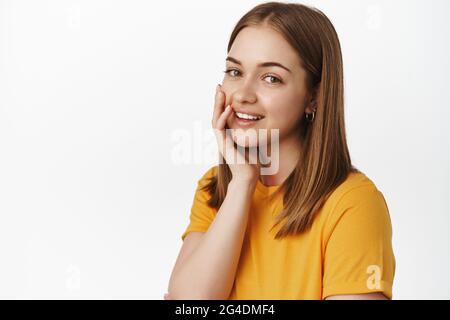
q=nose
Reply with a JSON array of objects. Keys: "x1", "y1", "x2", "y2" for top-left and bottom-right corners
[{"x1": 231, "y1": 82, "x2": 257, "y2": 105}]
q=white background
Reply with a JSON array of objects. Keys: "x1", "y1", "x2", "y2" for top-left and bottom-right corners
[{"x1": 1, "y1": 0, "x2": 449, "y2": 299}]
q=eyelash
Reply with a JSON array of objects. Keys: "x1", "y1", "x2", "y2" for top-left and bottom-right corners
[{"x1": 223, "y1": 68, "x2": 283, "y2": 84}]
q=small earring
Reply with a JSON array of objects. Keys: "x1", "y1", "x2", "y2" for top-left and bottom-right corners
[{"x1": 305, "y1": 109, "x2": 316, "y2": 123}]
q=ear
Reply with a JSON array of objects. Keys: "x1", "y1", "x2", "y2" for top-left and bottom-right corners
[
  {"x1": 305, "y1": 84, "x2": 319, "y2": 113},
  {"x1": 305, "y1": 102, "x2": 317, "y2": 114}
]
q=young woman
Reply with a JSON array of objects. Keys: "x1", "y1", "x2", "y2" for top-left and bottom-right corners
[{"x1": 167, "y1": 2, "x2": 395, "y2": 300}]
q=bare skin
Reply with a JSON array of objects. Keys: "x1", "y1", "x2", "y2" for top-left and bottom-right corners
[{"x1": 325, "y1": 292, "x2": 389, "y2": 300}]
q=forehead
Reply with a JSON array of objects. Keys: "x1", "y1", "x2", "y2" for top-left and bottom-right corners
[{"x1": 228, "y1": 26, "x2": 302, "y2": 72}]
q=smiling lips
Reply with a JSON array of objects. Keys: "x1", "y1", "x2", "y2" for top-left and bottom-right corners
[
  {"x1": 232, "y1": 111, "x2": 265, "y2": 128},
  {"x1": 235, "y1": 111, "x2": 264, "y2": 121}
]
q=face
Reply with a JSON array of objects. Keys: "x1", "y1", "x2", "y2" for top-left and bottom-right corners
[{"x1": 222, "y1": 25, "x2": 315, "y2": 148}]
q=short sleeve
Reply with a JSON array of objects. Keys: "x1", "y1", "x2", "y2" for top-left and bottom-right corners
[
  {"x1": 181, "y1": 166, "x2": 218, "y2": 241},
  {"x1": 322, "y1": 185, "x2": 396, "y2": 299}
]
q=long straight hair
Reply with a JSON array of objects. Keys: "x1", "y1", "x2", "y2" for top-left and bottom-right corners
[{"x1": 203, "y1": 1, "x2": 360, "y2": 239}]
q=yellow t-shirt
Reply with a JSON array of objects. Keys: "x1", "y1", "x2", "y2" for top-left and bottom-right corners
[{"x1": 181, "y1": 166, "x2": 396, "y2": 299}]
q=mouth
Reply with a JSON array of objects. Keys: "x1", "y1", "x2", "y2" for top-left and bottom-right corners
[{"x1": 233, "y1": 111, "x2": 265, "y2": 127}]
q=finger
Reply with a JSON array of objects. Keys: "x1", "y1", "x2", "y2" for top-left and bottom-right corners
[
  {"x1": 212, "y1": 105, "x2": 230, "y2": 144},
  {"x1": 212, "y1": 85, "x2": 225, "y2": 127},
  {"x1": 213, "y1": 112, "x2": 233, "y2": 162},
  {"x1": 215, "y1": 106, "x2": 234, "y2": 159},
  {"x1": 214, "y1": 126, "x2": 233, "y2": 162},
  {"x1": 215, "y1": 105, "x2": 233, "y2": 130},
  {"x1": 213, "y1": 126, "x2": 225, "y2": 152},
  {"x1": 212, "y1": 85, "x2": 224, "y2": 127}
]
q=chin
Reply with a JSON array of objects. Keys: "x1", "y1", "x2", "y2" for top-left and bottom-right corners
[
  {"x1": 230, "y1": 129, "x2": 269, "y2": 148},
  {"x1": 232, "y1": 137, "x2": 259, "y2": 148}
]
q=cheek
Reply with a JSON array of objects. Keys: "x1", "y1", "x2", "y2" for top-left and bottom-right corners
[{"x1": 266, "y1": 103, "x2": 303, "y2": 132}]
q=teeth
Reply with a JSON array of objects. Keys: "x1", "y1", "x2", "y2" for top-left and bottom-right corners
[{"x1": 235, "y1": 112, "x2": 262, "y2": 120}]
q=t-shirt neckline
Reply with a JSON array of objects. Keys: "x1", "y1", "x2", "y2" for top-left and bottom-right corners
[{"x1": 256, "y1": 177, "x2": 280, "y2": 195}]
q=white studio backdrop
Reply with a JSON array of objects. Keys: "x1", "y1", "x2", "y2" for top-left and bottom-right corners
[{"x1": 0, "y1": 0, "x2": 449, "y2": 299}]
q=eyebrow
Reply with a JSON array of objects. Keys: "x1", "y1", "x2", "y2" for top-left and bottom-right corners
[{"x1": 226, "y1": 56, "x2": 292, "y2": 73}]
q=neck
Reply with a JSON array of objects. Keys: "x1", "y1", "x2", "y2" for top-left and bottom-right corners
[{"x1": 259, "y1": 133, "x2": 302, "y2": 187}]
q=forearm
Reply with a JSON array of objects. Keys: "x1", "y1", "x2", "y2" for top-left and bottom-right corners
[{"x1": 168, "y1": 179, "x2": 255, "y2": 299}]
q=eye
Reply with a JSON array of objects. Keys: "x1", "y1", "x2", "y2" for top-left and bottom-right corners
[
  {"x1": 223, "y1": 69, "x2": 282, "y2": 85},
  {"x1": 223, "y1": 68, "x2": 241, "y2": 77},
  {"x1": 264, "y1": 75, "x2": 282, "y2": 84}
]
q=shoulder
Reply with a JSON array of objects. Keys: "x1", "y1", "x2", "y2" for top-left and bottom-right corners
[
  {"x1": 329, "y1": 170, "x2": 379, "y2": 201},
  {"x1": 202, "y1": 165, "x2": 218, "y2": 179},
  {"x1": 326, "y1": 170, "x2": 386, "y2": 211},
  {"x1": 196, "y1": 165, "x2": 218, "y2": 188},
  {"x1": 321, "y1": 171, "x2": 391, "y2": 237},
  {"x1": 199, "y1": 165, "x2": 218, "y2": 180}
]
